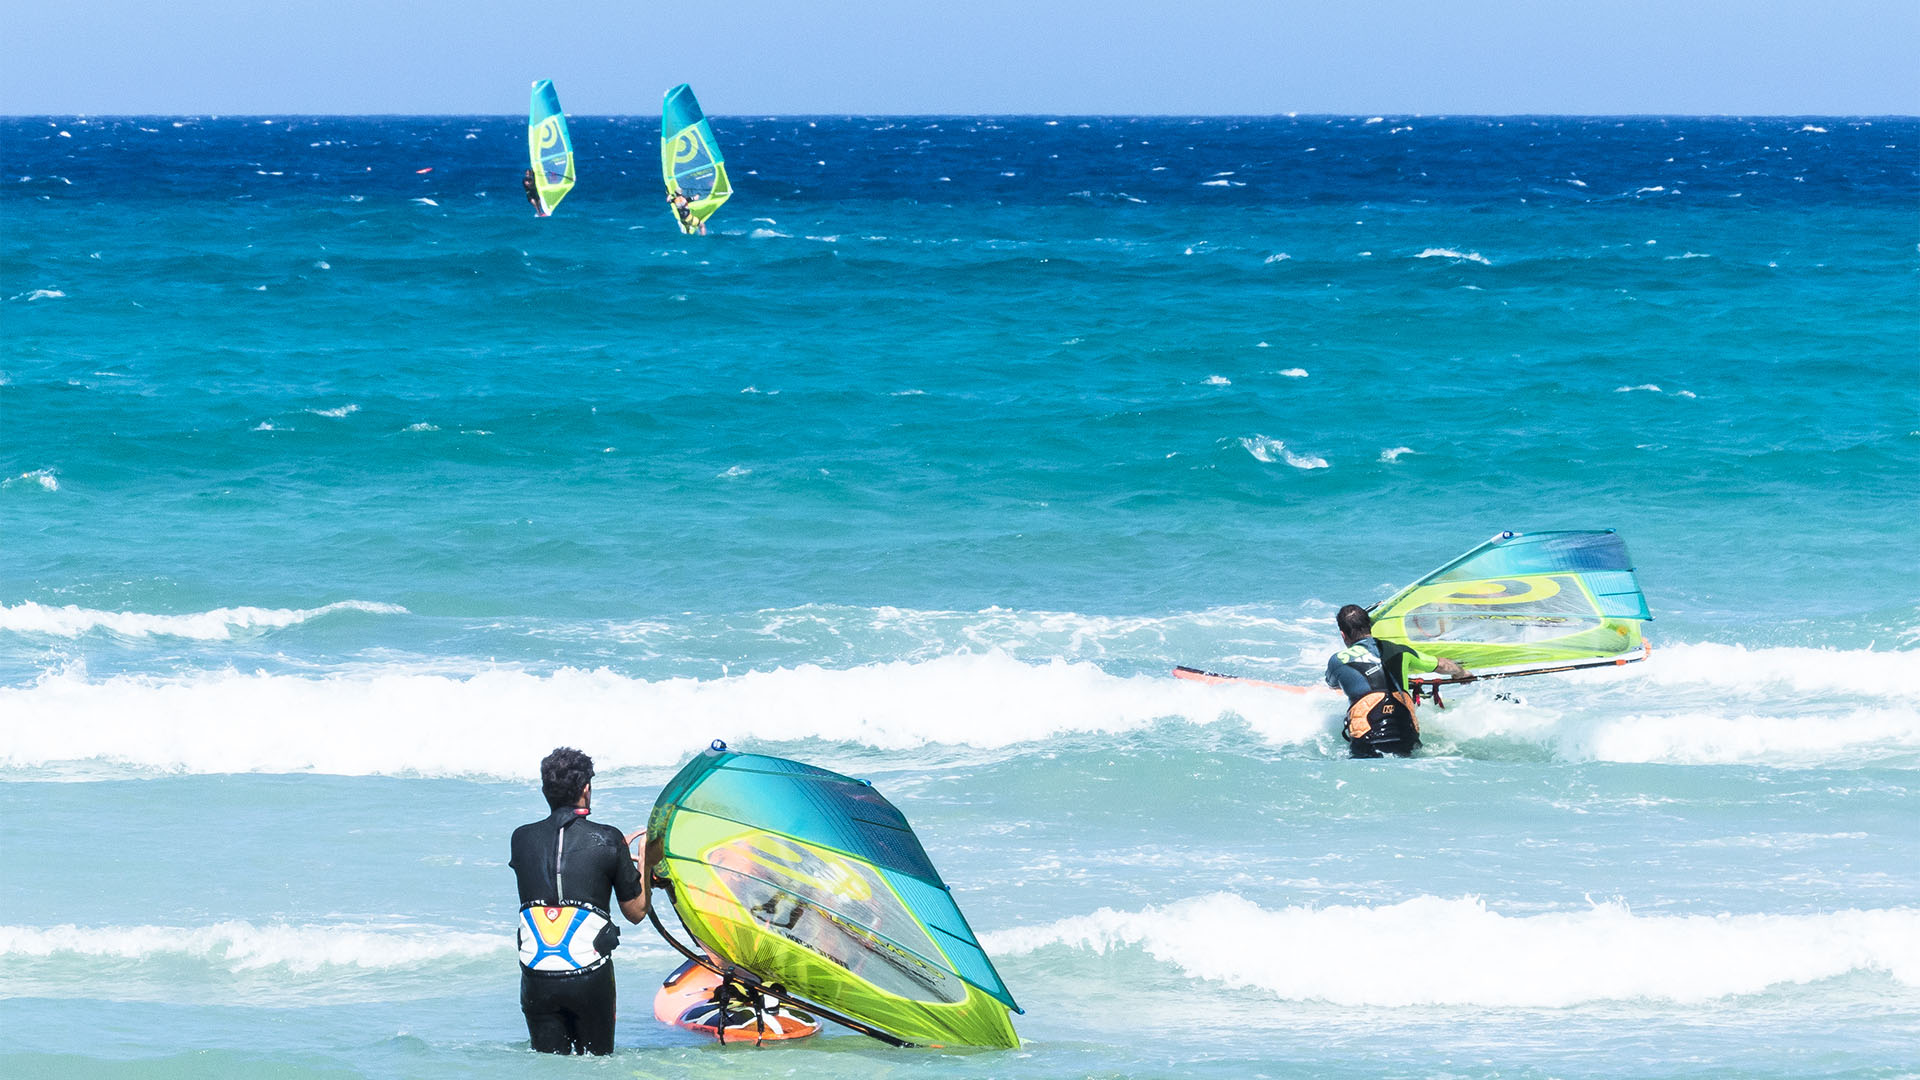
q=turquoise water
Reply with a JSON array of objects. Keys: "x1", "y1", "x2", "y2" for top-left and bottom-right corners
[{"x1": 3, "y1": 115, "x2": 1917, "y2": 1078}]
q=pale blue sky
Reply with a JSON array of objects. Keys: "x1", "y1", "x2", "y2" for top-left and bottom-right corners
[{"x1": 3, "y1": 0, "x2": 1915, "y2": 115}]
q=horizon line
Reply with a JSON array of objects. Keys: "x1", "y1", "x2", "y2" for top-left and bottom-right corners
[{"x1": 7, "y1": 111, "x2": 1917, "y2": 121}]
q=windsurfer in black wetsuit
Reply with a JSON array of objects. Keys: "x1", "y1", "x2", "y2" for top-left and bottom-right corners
[
  {"x1": 668, "y1": 188, "x2": 705, "y2": 235},
  {"x1": 1325, "y1": 605, "x2": 1467, "y2": 757},
  {"x1": 523, "y1": 168, "x2": 542, "y2": 214},
  {"x1": 510, "y1": 747, "x2": 649, "y2": 1054}
]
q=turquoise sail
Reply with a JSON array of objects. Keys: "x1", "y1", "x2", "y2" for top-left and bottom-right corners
[{"x1": 527, "y1": 79, "x2": 575, "y2": 216}]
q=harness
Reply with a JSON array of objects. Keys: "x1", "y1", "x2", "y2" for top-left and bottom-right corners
[
  {"x1": 518, "y1": 900, "x2": 615, "y2": 973},
  {"x1": 1342, "y1": 638, "x2": 1422, "y2": 753}
]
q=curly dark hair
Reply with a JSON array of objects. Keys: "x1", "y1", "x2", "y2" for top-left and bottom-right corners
[{"x1": 540, "y1": 747, "x2": 594, "y2": 809}]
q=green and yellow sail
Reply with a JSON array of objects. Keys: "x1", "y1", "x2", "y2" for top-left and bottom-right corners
[
  {"x1": 646, "y1": 745, "x2": 1021, "y2": 1048},
  {"x1": 527, "y1": 79, "x2": 574, "y2": 216},
  {"x1": 1370, "y1": 530, "x2": 1652, "y2": 673},
  {"x1": 661, "y1": 83, "x2": 731, "y2": 233}
]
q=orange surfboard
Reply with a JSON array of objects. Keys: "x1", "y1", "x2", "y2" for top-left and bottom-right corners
[
  {"x1": 1171, "y1": 665, "x2": 1326, "y2": 694},
  {"x1": 654, "y1": 958, "x2": 821, "y2": 1042}
]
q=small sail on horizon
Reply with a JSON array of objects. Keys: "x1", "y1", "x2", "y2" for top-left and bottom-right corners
[
  {"x1": 527, "y1": 79, "x2": 575, "y2": 216},
  {"x1": 661, "y1": 83, "x2": 731, "y2": 234}
]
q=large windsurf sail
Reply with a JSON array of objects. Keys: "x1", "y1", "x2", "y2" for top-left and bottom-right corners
[
  {"x1": 660, "y1": 83, "x2": 731, "y2": 233},
  {"x1": 527, "y1": 79, "x2": 574, "y2": 215},
  {"x1": 645, "y1": 743, "x2": 1020, "y2": 1048},
  {"x1": 1368, "y1": 530, "x2": 1652, "y2": 677}
]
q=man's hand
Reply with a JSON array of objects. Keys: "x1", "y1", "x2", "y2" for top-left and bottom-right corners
[{"x1": 1435, "y1": 658, "x2": 1468, "y2": 678}]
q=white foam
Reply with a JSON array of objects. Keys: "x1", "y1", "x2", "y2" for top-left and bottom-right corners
[
  {"x1": 1203, "y1": 375, "x2": 1231, "y2": 386},
  {"x1": 412, "y1": 197, "x2": 438, "y2": 207},
  {"x1": 1415, "y1": 248, "x2": 1492, "y2": 265},
  {"x1": 403, "y1": 422, "x2": 438, "y2": 432},
  {"x1": 718, "y1": 465, "x2": 752, "y2": 478},
  {"x1": 1613, "y1": 384, "x2": 1696, "y2": 399},
  {"x1": 307, "y1": 404, "x2": 359, "y2": 418},
  {"x1": 1278, "y1": 368, "x2": 1308, "y2": 378},
  {"x1": 1379, "y1": 446, "x2": 1415, "y2": 463},
  {"x1": 1801, "y1": 124, "x2": 1828, "y2": 133},
  {"x1": 1430, "y1": 642, "x2": 1920, "y2": 765},
  {"x1": 1240, "y1": 435, "x2": 1329, "y2": 470},
  {"x1": 0, "y1": 652, "x2": 1330, "y2": 778},
  {"x1": 10, "y1": 288, "x2": 66, "y2": 302},
  {"x1": 984, "y1": 893, "x2": 1920, "y2": 1006},
  {"x1": 0, "y1": 600, "x2": 406, "y2": 640},
  {"x1": 0, "y1": 920, "x2": 503, "y2": 972},
  {"x1": 1263, "y1": 253, "x2": 1290, "y2": 264},
  {"x1": 4, "y1": 468, "x2": 59, "y2": 492},
  {"x1": 1200, "y1": 179, "x2": 1232, "y2": 187}
]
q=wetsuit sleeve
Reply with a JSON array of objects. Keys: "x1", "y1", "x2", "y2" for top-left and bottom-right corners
[
  {"x1": 1402, "y1": 649, "x2": 1442, "y2": 677},
  {"x1": 1327, "y1": 654, "x2": 1373, "y2": 701},
  {"x1": 610, "y1": 830, "x2": 644, "y2": 904}
]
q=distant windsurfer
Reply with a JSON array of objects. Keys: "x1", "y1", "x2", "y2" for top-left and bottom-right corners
[
  {"x1": 510, "y1": 747, "x2": 650, "y2": 1055},
  {"x1": 523, "y1": 168, "x2": 544, "y2": 216},
  {"x1": 1326, "y1": 605, "x2": 1467, "y2": 757},
  {"x1": 668, "y1": 189, "x2": 705, "y2": 235}
]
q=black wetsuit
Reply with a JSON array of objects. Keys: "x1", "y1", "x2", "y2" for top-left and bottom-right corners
[
  {"x1": 1325, "y1": 637, "x2": 1433, "y2": 758},
  {"x1": 510, "y1": 805, "x2": 644, "y2": 1055}
]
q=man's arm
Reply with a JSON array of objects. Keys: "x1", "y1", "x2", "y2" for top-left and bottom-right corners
[
  {"x1": 1406, "y1": 648, "x2": 1468, "y2": 679},
  {"x1": 617, "y1": 829, "x2": 650, "y2": 923}
]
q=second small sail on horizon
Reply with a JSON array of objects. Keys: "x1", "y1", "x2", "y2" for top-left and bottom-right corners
[
  {"x1": 527, "y1": 79, "x2": 575, "y2": 216},
  {"x1": 661, "y1": 83, "x2": 730, "y2": 234}
]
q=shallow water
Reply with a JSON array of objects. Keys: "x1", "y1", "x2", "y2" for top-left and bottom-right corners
[{"x1": 2, "y1": 114, "x2": 1916, "y2": 1078}]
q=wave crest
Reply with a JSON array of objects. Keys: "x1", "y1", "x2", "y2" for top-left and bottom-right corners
[
  {"x1": 0, "y1": 600, "x2": 407, "y2": 640},
  {"x1": 985, "y1": 893, "x2": 1920, "y2": 1006}
]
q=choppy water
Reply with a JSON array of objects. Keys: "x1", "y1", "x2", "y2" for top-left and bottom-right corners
[{"x1": 3, "y1": 114, "x2": 1917, "y2": 1079}]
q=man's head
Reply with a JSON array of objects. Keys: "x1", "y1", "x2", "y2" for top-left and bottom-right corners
[
  {"x1": 541, "y1": 746, "x2": 594, "y2": 809},
  {"x1": 1336, "y1": 604, "x2": 1373, "y2": 644}
]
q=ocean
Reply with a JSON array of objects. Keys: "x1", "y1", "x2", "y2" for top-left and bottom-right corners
[{"x1": 2, "y1": 113, "x2": 1916, "y2": 1079}]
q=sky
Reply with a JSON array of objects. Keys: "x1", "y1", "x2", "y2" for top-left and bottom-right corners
[{"x1": 2, "y1": 0, "x2": 1916, "y2": 116}]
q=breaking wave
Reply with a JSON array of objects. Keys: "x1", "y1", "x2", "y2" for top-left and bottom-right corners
[
  {"x1": 0, "y1": 600, "x2": 407, "y2": 640},
  {"x1": 985, "y1": 892, "x2": 1920, "y2": 1006}
]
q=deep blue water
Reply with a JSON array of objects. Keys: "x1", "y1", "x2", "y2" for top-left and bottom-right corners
[{"x1": 2, "y1": 114, "x2": 1917, "y2": 1079}]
